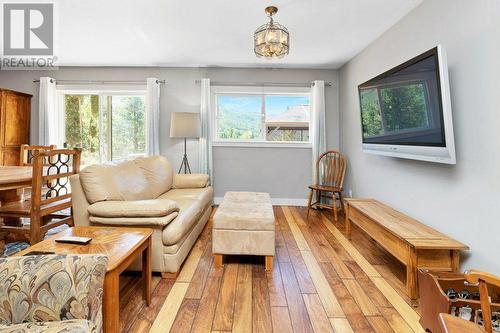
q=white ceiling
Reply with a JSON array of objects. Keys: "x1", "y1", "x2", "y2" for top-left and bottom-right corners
[{"x1": 55, "y1": 0, "x2": 422, "y2": 69}]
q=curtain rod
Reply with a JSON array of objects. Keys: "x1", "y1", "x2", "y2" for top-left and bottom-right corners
[
  {"x1": 32, "y1": 79, "x2": 166, "y2": 84},
  {"x1": 194, "y1": 80, "x2": 333, "y2": 87}
]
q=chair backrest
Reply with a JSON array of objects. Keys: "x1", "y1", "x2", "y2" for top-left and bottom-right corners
[
  {"x1": 315, "y1": 150, "x2": 347, "y2": 188},
  {"x1": 465, "y1": 270, "x2": 500, "y2": 333},
  {"x1": 20, "y1": 144, "x2": 57, "y2": 166},
  {"x1": 30, "y1": 148, "x2": 82, "y2": 209}
]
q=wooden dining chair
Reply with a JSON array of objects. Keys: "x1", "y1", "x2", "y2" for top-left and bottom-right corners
[
  {"x1": 307, "y1": 150, "x2": 347, "y2": 222},
  {"x1": 19, "y1": 144, "x2": 58, "y2": 201},
  {"x1": 20, "y1": 144, "x2": 57, "y2": 166},
  {"x1": 439, "y1": 313, "x2": 484, "y2": 333},
  {"x1": 466, "y1": 270, "x2": 500, "y2": 332},
  {"x1": 439, "y1": 270, "x2": 500, "y2": 333},
  {"x1": 0, "y1": 148, "x2": 81, "y2": 245}
]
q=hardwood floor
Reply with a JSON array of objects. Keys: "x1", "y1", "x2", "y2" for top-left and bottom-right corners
[{"x1": 118, "y1": 206, "x2": 425, "y2": 333}]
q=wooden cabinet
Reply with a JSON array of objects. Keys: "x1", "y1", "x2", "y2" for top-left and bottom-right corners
[{"x1": 0, "y1": 89, "x2": 31, "y2": 166}]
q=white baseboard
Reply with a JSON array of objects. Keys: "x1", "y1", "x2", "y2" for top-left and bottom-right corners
[{"x1": 214, "y1": 197, "x2": 308, "y2": 207}]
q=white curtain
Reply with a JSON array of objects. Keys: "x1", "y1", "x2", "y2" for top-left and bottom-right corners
[
  {"x1": 311, "y1": 80, "x2": 326, "y2": 184},
  {"x1": 146, "y1": 78, "x2": 161, "y2": 156},
  {"x1": 199, "y1": 78, "x2": 213, "y2": 183},
  {"x1": 39, "y1": 77, "x2": 64, "y2": 147}
]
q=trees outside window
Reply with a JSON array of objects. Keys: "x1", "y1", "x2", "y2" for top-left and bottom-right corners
[{"x1": 64, "y1": 93, "x2": 145, "y2": 166}]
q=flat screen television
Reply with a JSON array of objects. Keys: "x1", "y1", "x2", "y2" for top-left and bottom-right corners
[{"x1": 358, "y1": 45, "x2": 456, "y2": 164}]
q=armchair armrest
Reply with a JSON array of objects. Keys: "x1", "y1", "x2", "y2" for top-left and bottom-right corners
[
  {"x1": 173, "y1": 173, "x2": 209, "y2": 189},
  {"x1": 0, "y1": 254, "x2": 108, "y2": 329}
]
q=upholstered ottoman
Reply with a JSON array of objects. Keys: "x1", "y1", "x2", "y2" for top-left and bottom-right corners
[{"x1": 213, "y1": 192, "x2": 275, "y2": 271}]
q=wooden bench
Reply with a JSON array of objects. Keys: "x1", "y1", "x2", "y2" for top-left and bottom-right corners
[{"x1": 343, "y1": 198, "x2": 469, "y2": 305}]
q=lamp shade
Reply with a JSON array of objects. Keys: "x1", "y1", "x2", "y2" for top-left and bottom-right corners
[{"x1": 170, "y1": 112, "x2": 201, "y2": 138}]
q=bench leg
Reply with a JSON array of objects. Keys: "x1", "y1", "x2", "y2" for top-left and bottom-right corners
[
  {"x1": 265, "y1": 256, "x2": 273, "y2": 271},
  {"x1": 214, "y1": 254, "x2": 223, "y2": 269},
  {"x1": 407, "y1": 247, "x2": 418, "y2": 306},
  {"x1": 306, "y1": 189, "x2": 314, "y2": 220},
  {"x1": 344, "y1": 203, "x2": 352, "y2": 239}
]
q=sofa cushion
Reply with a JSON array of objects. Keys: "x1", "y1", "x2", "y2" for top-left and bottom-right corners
[
  {"x1": 79, "y1": 156, "x2": 174, "y2": 204},
  {"x1": 134, "y1": 156, "x2": 174, "y2": 197},
  {"x1": 80, "y1": 160, "x2": 149, "y2": 203},
  {"x1": 89, "y1": 212, "x2": 178, "y2": 227},
  {"x1": 79, "y1": 164, "x2": 124, "y2": 203},
  {"x1": 161, "y1": 199, "x2": 204, "y2": 246},
  {"x1": 159, "y1": 187, "x2": 213, "y2": 209},
  {"x1": 88, "y1": 199, "x2": 179, "y2": 218},
  {"x1": 173, "y1": 174, "x2": 209, "y2": 189}
]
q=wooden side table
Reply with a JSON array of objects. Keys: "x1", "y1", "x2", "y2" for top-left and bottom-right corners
[{"x1": 16, "y1": 226, "x2": 153, "y2": 333}]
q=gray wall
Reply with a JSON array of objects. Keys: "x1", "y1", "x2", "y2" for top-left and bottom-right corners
[
  {"x1": 0, "y1": 67, "x2": 338, "y2": 201},
  {"x1": 339, "y1": 0, "x2": 500, "y2": 273}
]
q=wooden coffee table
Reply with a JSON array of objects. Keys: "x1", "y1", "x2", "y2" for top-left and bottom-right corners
[{"x1": 16, "y1": 226, "x2": 153, "y2": 333}]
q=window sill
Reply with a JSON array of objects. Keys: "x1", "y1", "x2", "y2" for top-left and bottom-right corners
[{"x1": 212, "y1": 141, "x2": 312, "y2": 148}]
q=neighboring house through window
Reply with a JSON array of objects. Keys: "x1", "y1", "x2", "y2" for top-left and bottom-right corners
[{"x1": 212, "y1": 86, "x2": 311, "y2": 147}]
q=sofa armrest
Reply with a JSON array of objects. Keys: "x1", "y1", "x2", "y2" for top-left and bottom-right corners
[
  {"x1": 69, "y1": 174, "x2": 91, "y2": 226},
  {"x1": 173, "y1": 173, "x2": 209, "y2": 189},
  {"x1": 0, "y1": 319, "x2": 96, "y2": 333},
  {"x1": 0, "y1": 254, "x2": 107, "y2": 328}
]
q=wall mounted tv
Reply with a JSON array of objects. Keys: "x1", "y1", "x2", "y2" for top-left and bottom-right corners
[{"x1": 358, "y1": 45, "x2": 456, "y2": 164}]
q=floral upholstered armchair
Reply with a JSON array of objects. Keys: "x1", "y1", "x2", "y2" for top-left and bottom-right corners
[{"x1": 0, "y1": 254, "x2": 108, "y2": 333}]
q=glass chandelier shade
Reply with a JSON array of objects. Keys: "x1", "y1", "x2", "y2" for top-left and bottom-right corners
[{"x1": 254, "y1": 7, "x2": 289, "y2": 59}]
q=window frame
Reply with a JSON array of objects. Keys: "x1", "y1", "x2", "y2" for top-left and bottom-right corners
[
  {"x1": 211, "y1": 86, "x2": 312, "y2": 148},
  {"x1": 57, "y1": 85, "x2": 147, "y2": 163}
]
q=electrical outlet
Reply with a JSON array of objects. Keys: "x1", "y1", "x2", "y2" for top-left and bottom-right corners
[{"x1": 348, "y1": 189, "x2": 353, "y2": 198}]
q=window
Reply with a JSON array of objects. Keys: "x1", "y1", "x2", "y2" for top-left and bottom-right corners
[
  {"x1": 214, "y1": 87, "x2": 310, "y2": 146},
  {"x1": 265, "y1": 95, "x2": 310, "y2": 142},
  {"x1": 63, "y1": 92, "x2": 146, "y2": 166}
]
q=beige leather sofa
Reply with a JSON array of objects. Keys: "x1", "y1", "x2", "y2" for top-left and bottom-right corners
[{"x1": 69, "y1": 156, "x2": 213, "y2": 275}]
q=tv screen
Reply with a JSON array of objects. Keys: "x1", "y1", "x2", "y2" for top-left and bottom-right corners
[{"x1": 358, "y1": 47, "x2": 445, "y2": 147}]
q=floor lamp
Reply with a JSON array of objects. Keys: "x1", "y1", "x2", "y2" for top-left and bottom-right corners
[{"x1": 170, "y1": 112, "x2": 201, "y2": 174}]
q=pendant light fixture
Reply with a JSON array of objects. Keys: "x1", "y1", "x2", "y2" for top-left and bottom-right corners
[{"x1": 254, "y1": 6, "x2": 290, "y2": 59}]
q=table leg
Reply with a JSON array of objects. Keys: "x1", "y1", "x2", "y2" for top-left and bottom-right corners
[
  {"x1": 103, "y1": 271, "x2": 120, "y2": 333},
  {"x1": 0, "y1": 189, "x2": 23, "y2": 226},
  {"x1": 0, "y1": 189, "x2": 26, "y2": 251},
  {"x1": 142, "y1": 237, "x2": 152, "y2": 306},
  {"x1": 407, "y1": 246, "x2": 418, "y2": 306}
]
